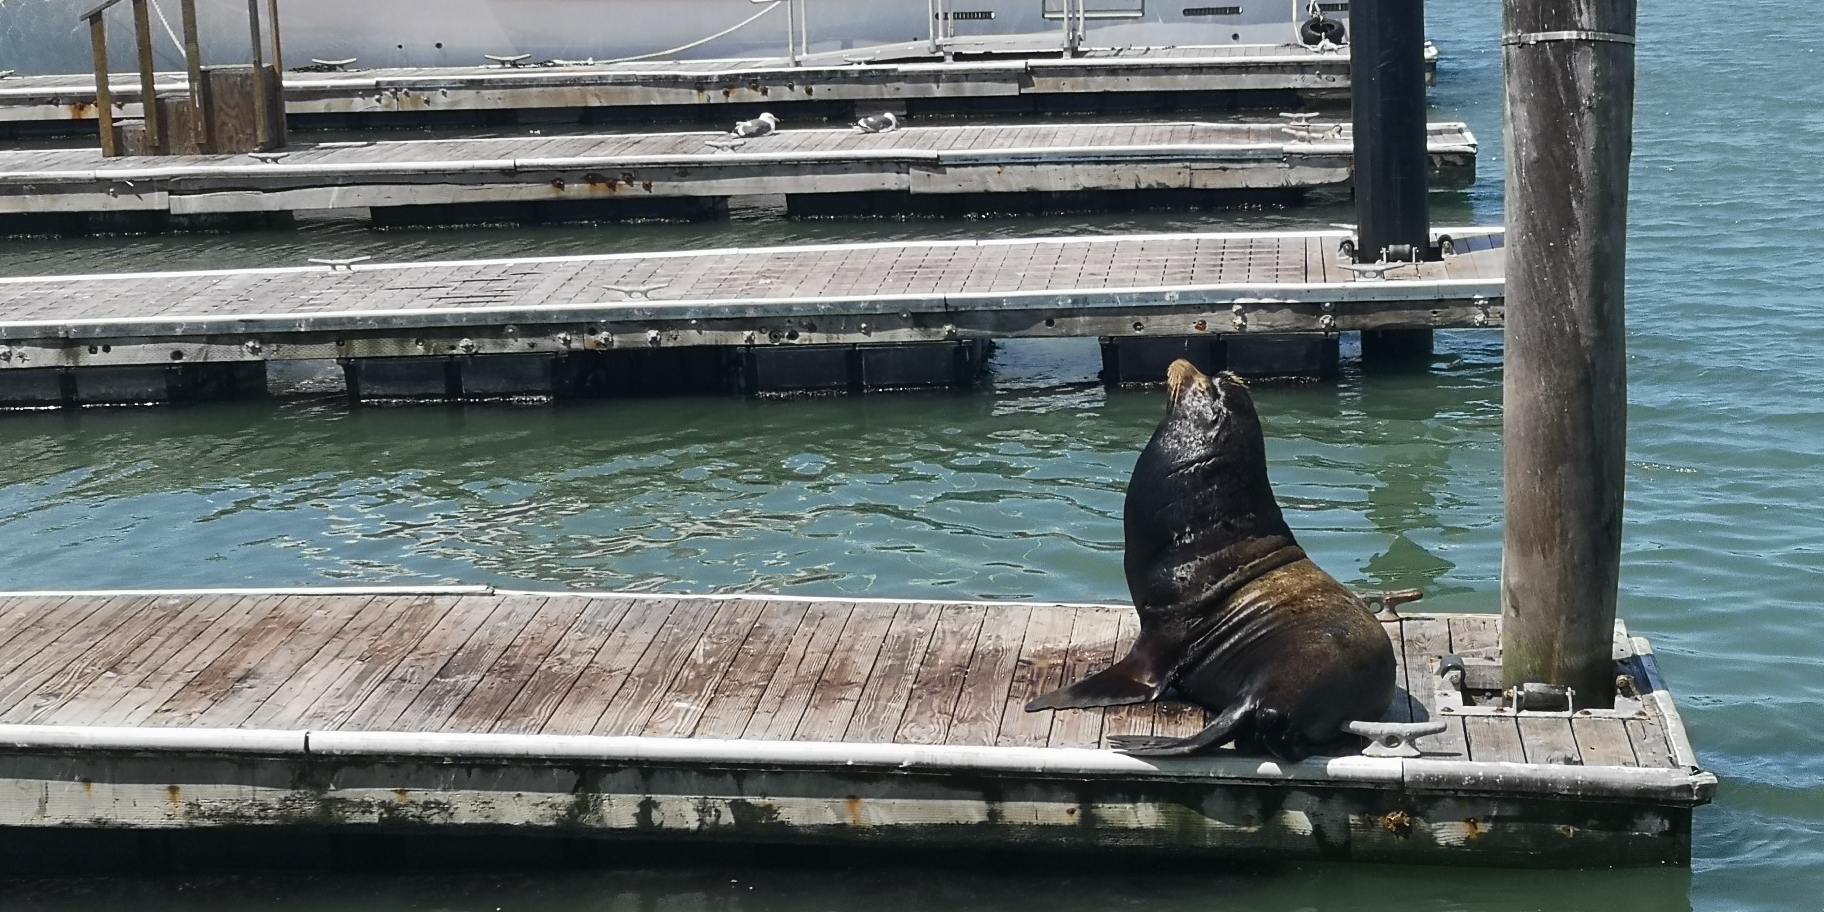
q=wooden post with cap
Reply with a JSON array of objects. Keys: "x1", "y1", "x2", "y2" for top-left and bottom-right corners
[{"x1": 1499, "y1": 0, "x2": 1639, "y2": 709}]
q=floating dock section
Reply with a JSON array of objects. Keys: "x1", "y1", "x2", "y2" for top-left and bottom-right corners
[
  {"x1": 0, "y1": 44, "x2": 1440, "y2": 137},
  {"x1": 0, "y1": 228, "x2": 1504, "y2": 405},
  {"x1": 0, "y1": 588, "x2": 1712, "y2": 868},
  {"x1": 0, "y1": 122, "x2": 1477, "y2": 231}
]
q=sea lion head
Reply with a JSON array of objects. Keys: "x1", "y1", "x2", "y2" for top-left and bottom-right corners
[{"x1": 1124, "y1": 360, "x2": 1296, "y2": 609}]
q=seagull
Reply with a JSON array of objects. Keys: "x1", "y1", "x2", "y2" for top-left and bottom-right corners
[
  {"x1": 853, "y1": 112, "x2": 901, "y2": 134},
  {"x1": 731, "y1": 112, "x2": 779, "y2": 138}
]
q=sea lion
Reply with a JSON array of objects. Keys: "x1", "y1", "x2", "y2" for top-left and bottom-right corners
[{"x1": 1026, "y1": 360, "x2": 1395, "y2": 761}]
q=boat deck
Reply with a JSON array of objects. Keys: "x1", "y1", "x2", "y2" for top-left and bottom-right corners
[
  {"x1": 0, "y1": 121, "x2": 1477, "y2": 227},
  {"x1": 0, "y1": 43, "x2": 1440, "y2": 135},
  {"x1": 0, "y1": 589, "x2": 1712, "y2": 866}
]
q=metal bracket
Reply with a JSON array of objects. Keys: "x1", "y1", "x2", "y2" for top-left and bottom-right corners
[{"x1": 1343, "y1": 720, "x2": 1450, "y2": 758}]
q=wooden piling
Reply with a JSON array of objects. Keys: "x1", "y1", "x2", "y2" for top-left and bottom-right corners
[
  {"x1": 87, "y1": 13, "x2": 116, "y2": 157},
  {"x1": 130, "y1": 0, "x2": 160, "y2": 151},
  {"x1": 1499, "y1": 0, "x2": 1638, "y2": 708},
  {"x1": 1352, "y1": 0, "x2": 1434, "y2": 365}
]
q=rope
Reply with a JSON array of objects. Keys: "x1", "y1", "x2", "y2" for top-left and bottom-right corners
[{"x1": 595, "y1": 2, "x2": 783, "y2": 65}]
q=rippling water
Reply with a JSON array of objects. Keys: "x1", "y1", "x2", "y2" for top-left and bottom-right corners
[{"x1": 1, "y1": 0, "x2": 1821, "y2": 909}]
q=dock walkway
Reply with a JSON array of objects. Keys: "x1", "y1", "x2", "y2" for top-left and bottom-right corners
[
  {"x1": 0, "y1": 122, "x2": 1477, "y2": 229},
  {"x1": 0, "y1": 228, "x2": 1504, "y2": 403},
  {"x1": 0, "y1": 589, "x2": 1712, "y2": 865},
  {"x1": 0, "y1": 44, "x2": 1440, "y2": 136}
]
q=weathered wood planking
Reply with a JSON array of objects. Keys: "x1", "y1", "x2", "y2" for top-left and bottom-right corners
[
  {"x1": 0, "y1": 43, "x2": 1443, "y2": 133},
  {"x1": 0, "y1": 229, "x2": 1505, "y2": 374},
  {"x1": 0, "y1": 590, "x2": 1682, "y2": 765},
  {"x1": 0, "y1": 589, "x2": 1715, "y2": 868},
  {"x1": 0, "y1": 122, "x2": 1477, "y2": 221}
]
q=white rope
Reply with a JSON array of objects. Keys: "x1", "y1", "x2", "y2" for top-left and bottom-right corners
[
  {"x1": 595, "y1": 2, "x2": 783, "y2": 65},
  {"x1": 149, "y1": 0, "x2": 186, "y2": 64}
]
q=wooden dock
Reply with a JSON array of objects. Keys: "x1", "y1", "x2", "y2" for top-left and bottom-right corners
[
  {"x1": 0, "y1": 228, "x2": 1504, "y2": 404},
  {"x1": 0, "y1": 44, "x2": 1441, "y2": 137},
  {"x1": 0, "y1": 588, "x2": 1712, "y2": 866},
  {"x1": 0, "y1": 122, "x2": 1477, "y2": 230}
]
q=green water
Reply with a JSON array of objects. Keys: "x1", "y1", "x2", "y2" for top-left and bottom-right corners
[{"x1": 1, "y1": 0, "x2": 1821, "y2": 909}]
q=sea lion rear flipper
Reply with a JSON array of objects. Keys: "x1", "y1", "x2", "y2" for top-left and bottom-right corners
[
  {"x1": 1109, "y1": 699, "x2": 1253, "y2": 757},
  {"x1": 1023, "y1": 634, "x2": 1176, "y2": 711}
]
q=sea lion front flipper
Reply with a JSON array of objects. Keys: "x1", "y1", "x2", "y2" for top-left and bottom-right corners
[
  {"x1": 1023, "y1": 633, "x2": 1178, "y2": 711},
  {"x1": 1109, "y1": 700, "x2": 1253, "y2": 757}
]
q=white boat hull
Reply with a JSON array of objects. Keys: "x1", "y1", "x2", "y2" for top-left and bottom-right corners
[{"x1": 0, "y1": 0, "x2": 1350, "y2": 74}]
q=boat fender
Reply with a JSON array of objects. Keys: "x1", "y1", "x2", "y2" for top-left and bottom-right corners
[{"x1": 1300, "y1": 16, "x2": 1346, "y2": 47}]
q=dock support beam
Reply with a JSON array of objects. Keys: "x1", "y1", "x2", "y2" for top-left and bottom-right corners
[
  {"x1": 1353, "y1": 0, "x2": 1434, "y2": 365},
  {"x1": 1499, "y1": 0, "x2": 1637, "y2": 708}
]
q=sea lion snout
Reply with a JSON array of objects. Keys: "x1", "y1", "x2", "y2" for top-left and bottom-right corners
[{"x1": 1165, "y1": 359, "x2": 1246, "y2": 412}]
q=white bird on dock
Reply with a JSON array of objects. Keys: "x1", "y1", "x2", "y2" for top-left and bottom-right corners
[
  {"x1": 853, "y1": 112, "x2": 901, "y2": 134},
  {"x1": 731, "y1": 112, "x2": 779, "y2": 138}
]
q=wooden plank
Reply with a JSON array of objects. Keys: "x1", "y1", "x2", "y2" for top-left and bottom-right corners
[
  {"x1": 337, "y1": 595, "x2": 499, "y2": 730},
  {"x1": 1380, "y1": 618, "x2": 1416, "y2": 723},
  {"x1": 840, "y1": 603, "x2": 943, "y2": 743},
  {"x1": 690, "y1": 601, "x2": 809, "y2": 740},
  {"x1": 1462, "y1": 714, "x2": 1526, "y2": 763},
  {"x1": 740, "y1": 602, "x2": 852, "y2": 741},
  {"x1": 1517, "y1": 716, "x2": 1584, "y2": 766},
  {"x1": 496, "y1": 596, "x2": 640, "y2": 735},
  {"x1": 584, "y1": 598, "x2": 730, "y2": 737},
  {"x1": 532, "y1": 597, "x2": 681, "y2": 736},
  {"x1": 944, "y1": 605, "x2": 1031, "y2": 747},
  {"x1": 0, "y1": 595, "x2": 184, "y2": 724},
  {"x1": 1572, "y1": 717, "x2": 1639, "y2": 766},
  {"x1": 641, "y1": 599, "x2": 769, "y2": 738},
  {"x1": 0, "y1": 597, "x2": 69, "y2": 660},
  {"x1": 241, "y1": 593, "x2": 427, "y2": 729},
  {"x1": 1626, "y1": 718, "x2": 1677, "y2": 768},
  {"x1": 30, "y1": 594, "x2": 243, "y2": 726},
  {"x1": 1048, "y1": 607, "x2": 1123, "y2": 750},
  {"x1": 1447, "y1": 613, "x2": 1501, "y2": 659},
  {"x1": 87, "y1": 594, "x2": 277, "y2": 726},
  {"x1": 186, "y1": 595, "x2": 371, "y2": 727},
  {"x1": 995, "y1": 607, "x2": 1077, "y2": 748},
  {"x1": 1402, "y1": 616, "x2": 1469, "y2": 759},
  {"x1": 397, "y1": 595, "x2": 547, "y2": 732},
  {"x1": 444, "y1": 596, "x2": 596, "y2": 733},
  {"x1": 1096, "y1": 609, "x2": 1154, "y2": 749},
  {"x1": 0, "y1": 597, "x2": 172, "y2": 718},
  {"x1": 301, "y1": 594, "x2": 463, "y2": 729},
  {"x1": 893, "y1": 604, "x2": 989, "y2": 745},
  {"x1": 784, "y1": 603, "x2": 893, "y2": 742},
  {"x1": 0, "y1": 596, "x2": 113, "y2": 682}
]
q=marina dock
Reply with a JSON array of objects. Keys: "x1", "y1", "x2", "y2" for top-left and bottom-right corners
[
  {"x1": 0, "y1": 588, "x2": 1711, "y2": 867},
  {"x1": 0, "y1": 43, "x2": 1440, "y2": 138},
  {"x1": 0, "y1": 121, "x2": 1477, "y2": 231},
  {"x1": 0, "y1": 228, "x2": 1504, "y2": 405}
]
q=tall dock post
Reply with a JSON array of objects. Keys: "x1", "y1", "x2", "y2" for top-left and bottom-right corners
[
  {"x1": 1499, "y1": 0, "x2": 1638, "y2": 708},
  {"x1": 1351, "y1": 0, "x2": 1435, "y2": 363}
]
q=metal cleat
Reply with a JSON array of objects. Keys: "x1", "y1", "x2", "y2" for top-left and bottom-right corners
[
  {"x1": 607, "y1": 283, "x2": 668, "y2": 300},
  {"x1": 1343, "y1": 720, "x2": 1450, "y2": 758},
  {"x1": 306, "y1": 58, "x2": 358, "y2": 72},
  {"x1": 484, "y1": 53, "x2": 533, "y2": 68},
  {"x1": 1339, "y1": 261, "x2": 1416, "y2": 282},
  {"x1": 1358, "y1": 587, "x2": 1424, "y2": 621},
  {"x1": 248, "y1": 152, "x2": 288, "y2": 164},
  {"x1": 308, "y1": 256, "x2": 373, "y2": 272}
]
